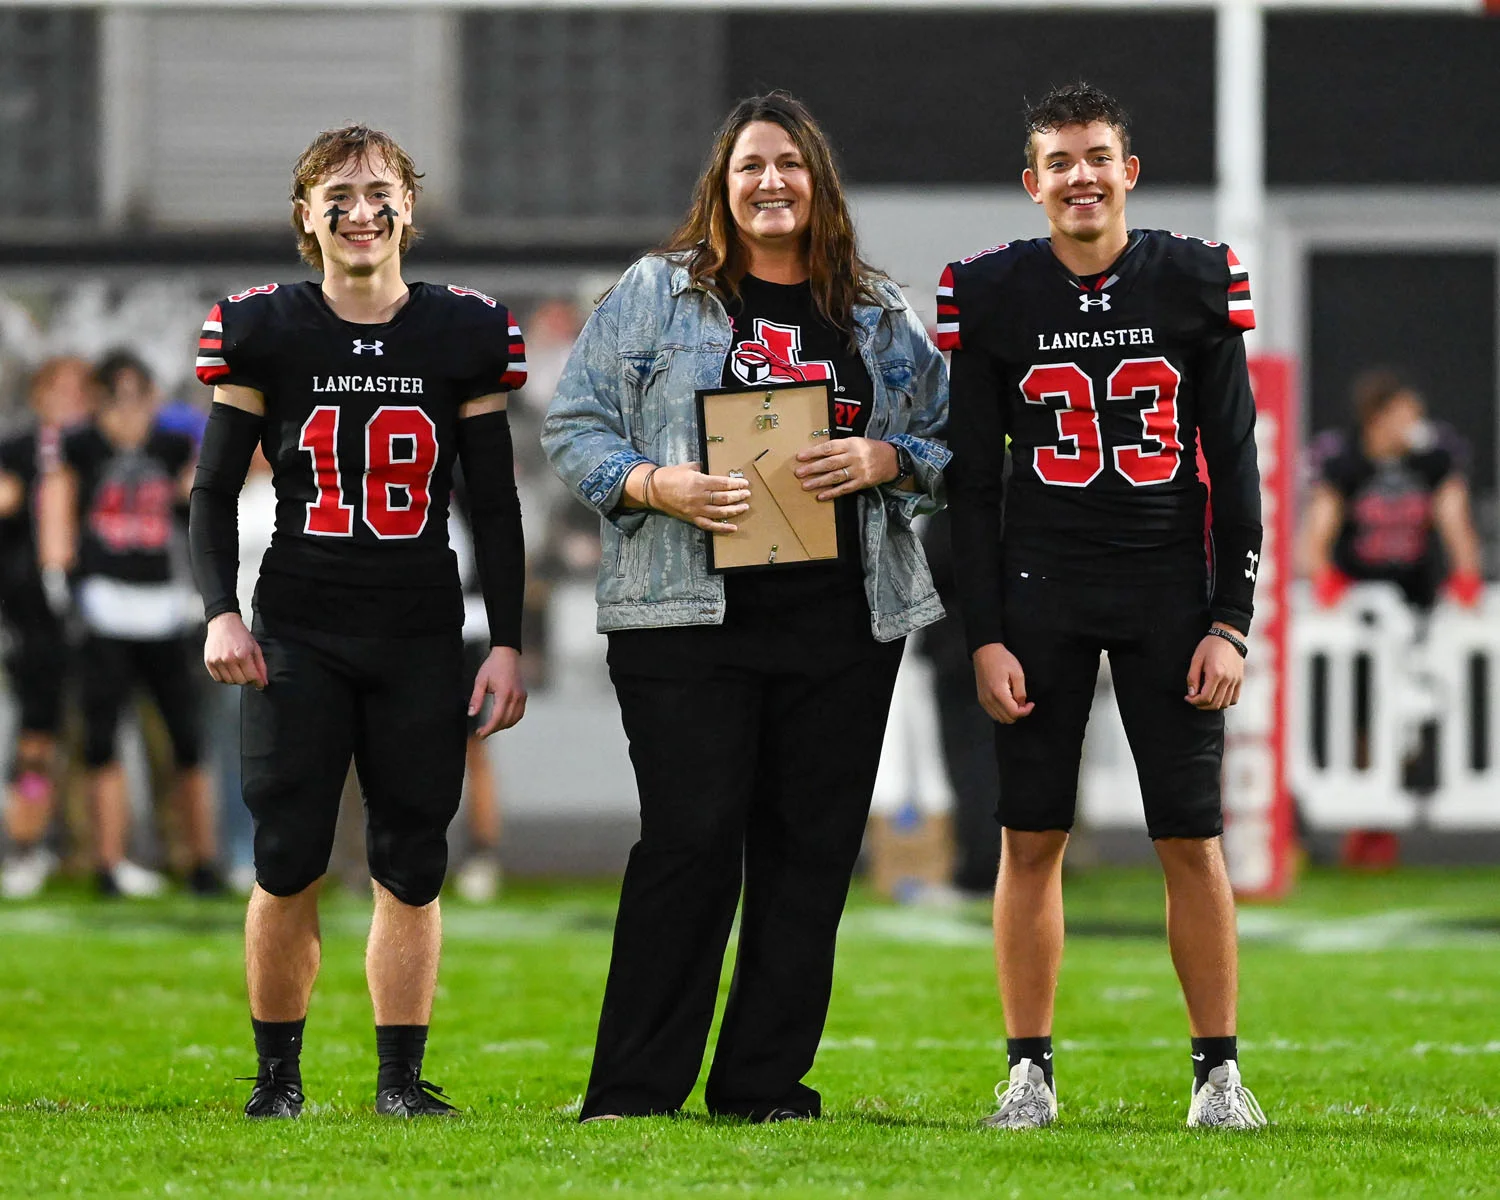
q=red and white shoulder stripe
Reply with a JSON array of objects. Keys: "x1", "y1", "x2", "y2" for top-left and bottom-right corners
[
  {"x1": 1226, "y1": 247, "x2": 1255, "y2": 332},
  {"x1": 499, "y1": 314, "x2": 528, "y2": 391},
  {"x1": 195, "y1": 304, "x2": 229, "y2": 385},
  {"x1": 935, "y1": 264, "x2": 961, "y2": 352}
]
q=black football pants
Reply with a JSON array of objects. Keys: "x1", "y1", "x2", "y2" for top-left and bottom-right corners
[
  {"x1": 240, "y1": 615, "x2": 467, "y2": 906},
  {"x1": 583, "y1": 629, "x2": 904, "y2": 1120},
  {"x1": 993, "y1": 573, "x2": 1226, "y2": 839}
]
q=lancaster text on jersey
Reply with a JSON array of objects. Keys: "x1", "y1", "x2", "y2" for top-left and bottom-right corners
[
  {"x1": 1036, "y1": 327, "x2": 1155, "y2": 351},
  {"x1": 311, "y1": 375, "x2": 425, "y2": 394}
]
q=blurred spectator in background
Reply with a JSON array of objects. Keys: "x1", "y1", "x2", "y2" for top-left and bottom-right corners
[
  {"x1": 449, "y1": 483, "x2": 505, "y2": 901},
  {"x1": 918, "y1": 508, "x2": 1002, "y2": 898},
  {"x1": 0, "y1": 357, "x2": 93, "y2": 898},
  {"x1": 524, "y1": 489, "x2": 603, "y2": 688},
  {"x1": 1301, "y1": 368, "x2": 1482, "y2": 612},
  {"x1": 38, "y1": 350, "x2": 221, "y2": 897},
  {"x1": 1299, "y1": 368, "x2": 1485, "y2": 868},
  {"x1": 210, "y1": 443, "x2": 276, "y2": 895}
]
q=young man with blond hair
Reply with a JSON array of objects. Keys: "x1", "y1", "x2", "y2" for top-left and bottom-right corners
[{"x1": 189, "y1": 125, "x2": 529, "y2": 1118}]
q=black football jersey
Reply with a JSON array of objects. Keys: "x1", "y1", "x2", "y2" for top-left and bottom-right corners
[
  {"x1": 941, "y1": 230, "x2": 1262, "y2": 650},
  {"x1": 194, "y1": 281, "x2": 526, "y2": 620},
  {"x1": 63, "y1": 425, "x2": 194, "y2": 585},
  {"x1": 0, "y1": 428, "x2": 56, "y2": 594},
  {"x1": 1319, "y1": 432, "x2": 1455, "y2": 606}
]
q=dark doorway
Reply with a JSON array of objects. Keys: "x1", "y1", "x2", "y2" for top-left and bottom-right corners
[{"x1": 1308, "y1": 251, "x2": 1497, "y2": 497}]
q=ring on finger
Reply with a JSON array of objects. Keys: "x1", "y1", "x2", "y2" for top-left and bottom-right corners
[{"x1": 841, "y1": 467, "x2": 851, "y2": 484}]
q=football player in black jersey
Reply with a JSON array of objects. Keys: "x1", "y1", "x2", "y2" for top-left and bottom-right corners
[
  {"x1": 941, "y1": 84, "x2": 1266, "y2": 1129},
  {"x1": 187, "y1": 125, "x2": 528, "y2": 1119},
  {"x1": 0, "y1": 358, "x2": 91, "y2": 899},
  {"x1": 37, "y1": 350, "x2": 218, "y2": 900}
]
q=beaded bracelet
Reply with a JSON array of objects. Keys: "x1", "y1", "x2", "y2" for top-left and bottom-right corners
[{"x1": 1206, "y1": 626, "x2": 1248, "y2": 659}]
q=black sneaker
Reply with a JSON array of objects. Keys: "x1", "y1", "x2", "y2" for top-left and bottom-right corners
[
  {"x1": 375, "y1": 1068, "x2": 459, "y2": 1118},
  {"x1": 241, "y1": 1059, "x2": 305, "y2": 1119}
]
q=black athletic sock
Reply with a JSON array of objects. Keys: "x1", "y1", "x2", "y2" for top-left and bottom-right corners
[
  {"x1": 376, "y1": 1024, "x2": 428, "y2": 1092},
  {"x1": 252, "y1": 1018, "x2": 305, "y2": 1086},
  {"x1": 1007, "y1": 1037, "x2": 1054, "y2": 1089},
  {"x1": 1191, "y1": 1036, "x2": 1237, "y2": 1090}
]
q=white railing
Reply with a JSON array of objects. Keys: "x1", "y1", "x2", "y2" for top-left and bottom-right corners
[{"x1": 1081, "y1": 582, "x2": 1500, "y2": 833}]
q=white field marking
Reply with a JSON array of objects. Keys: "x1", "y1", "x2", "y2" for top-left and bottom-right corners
[
  {"x1": 173, "y1": 1044, "x2": 223, "y2": 1059},
  {"x1": 811, "y1": 1037, "x2": 1500, "y2": 1057},
  {"x1": 1409, "y1": 1041, "x2": 1500, "y2": 1056},
  {"x1": 1387, "y1": 987, "x2": 1493, "y2": 1005},
  {"x1": 1235, "y1": 908, "x2": 1500, "y2": 952},
  {"x1": 1100, "y1": 986, "x2": 1156, "y2": 1002},
  {"x1": 480, "y1": 1039, "x2": 552, "y2": 1054},
  {"x1": 817, "y1": 1036, "x2": 879, "y2": 1052},
  {"x1": 1, "y1": 901, "x2": 1495, "y2": 953},
  {"x1": 838, "y1": 909, "x2": 990, "y2": 947}
]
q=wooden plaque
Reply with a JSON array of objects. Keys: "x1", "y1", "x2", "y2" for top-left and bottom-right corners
[{"x1": 696, "y1": 380, "x2": 839, "y2": 573}]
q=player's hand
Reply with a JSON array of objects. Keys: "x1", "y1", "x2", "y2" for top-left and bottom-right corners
[
  {"x1": 469, "y1": 645, "x2": 527, "y2": 737},
  {"x1": 648, "y1": 462, "x2": 751, "y2": 532},
  {"x1": 1312, "y1": 565, "x2": 1352, "y2": 609},
  {"x1": 1445, "y1": 569, "x2": 1484, "y2": 609},
  {"x1": 973, "y1": 642, "x2": 1034, "y2": 724},
  {"x1": 794, "y1": 437, "x2": 899, "y2": 500},
  {"x1": 41, "y1": 568, "x2": 71, "y2": 619},
  {"x1": 204, "y1": 612, "x2": 267, "y2": 689},
  {"x1": 1185, "y1": 627, "x2": 1245, "y2": 711}
]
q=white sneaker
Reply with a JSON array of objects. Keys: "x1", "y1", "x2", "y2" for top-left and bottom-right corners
[
  {"x1": 982, "y1": 1058, "x2": 1057, "y2": 1129},
  {"x1": 1186, "y1": 1060, "x2": 1267, "y2": 1129},
  {"x1": 1, "y1": 847, "x2": 58, "y2": 899},
  {"x1": 109, "y1": 859, "x2": 167, "y2": 899},
  {"x1": 454, "y1": 854, "x2": 501, "y2": 903}
]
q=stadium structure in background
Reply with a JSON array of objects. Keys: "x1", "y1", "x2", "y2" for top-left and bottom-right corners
[{"x1": 1, "y1": 0, "x2": 1498, "y2": 883}]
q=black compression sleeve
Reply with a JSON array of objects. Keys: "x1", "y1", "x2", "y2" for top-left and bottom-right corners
[
  {"x1": 1196, "y1": 335, "x2": 1262, "y2": 635},
  {"x1": 188, "y1": 403, "x2": 263, "y2": 622},
  {"x1": 455, "y1": 408, "x2": 525, "y2": 650},
  {"x1": 947, "y1": 345, "x2": 1010, "y2": 654}
]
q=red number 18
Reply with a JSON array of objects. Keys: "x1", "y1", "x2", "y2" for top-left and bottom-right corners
[{"x1": 298, "y1": 405, "x2": 438, "y2": 539}]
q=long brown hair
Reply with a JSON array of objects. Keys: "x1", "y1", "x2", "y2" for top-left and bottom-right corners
[
  {"x1": 660, "y1": 92, "x2": 884, "y2": 341},
  {"x1": 289, "y1": 124, "x2": 424, "y2": 270}
]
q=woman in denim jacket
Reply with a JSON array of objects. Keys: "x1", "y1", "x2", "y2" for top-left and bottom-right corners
[{"x1": 543, "y1": 93, "x2": 949, "y2": 1123}]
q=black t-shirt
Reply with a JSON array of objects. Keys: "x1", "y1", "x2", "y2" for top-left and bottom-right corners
[
  {"x1": 719, "y1": 273, "x2": 873, "y2": 618},
  {"x1": 195, "y1": 281, "x2": 526, "y2": 635},
  {"x1": 1320, "y1": 432, "x2": 1455, "y2": 607},
  {"x1": 941, "y1": 229, "x2": 1263, "y2": 649},
  {"x1": 63, "y1": 426, "x2": 194, "y2": 585},
  {"x1": 0, "y1": 427, "x2": 55, "y2": 599}
]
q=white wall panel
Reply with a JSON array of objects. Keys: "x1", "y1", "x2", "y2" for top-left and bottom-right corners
[{"x1": 110, "y1": 10, "x2": 453, "y2": 227}]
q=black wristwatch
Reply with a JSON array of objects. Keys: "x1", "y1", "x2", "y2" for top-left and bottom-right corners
[{"x1": 1207, "y1": 626, "x2": 1248, "y2": 659}]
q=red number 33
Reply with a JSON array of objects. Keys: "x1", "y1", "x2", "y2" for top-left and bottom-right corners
[
  {"x1": 1020, "y1": 357, "x2": 1183, "y2": 488},
  {"x1": 298, "y1": 405, "x2": 438, "y2": 539}
]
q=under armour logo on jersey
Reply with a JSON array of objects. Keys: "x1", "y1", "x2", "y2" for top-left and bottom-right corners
[
  {"x1": 1078, "y1": 293, "x2": 1112, "y2": 312},
  {"x1": 352, "y1": 339, "x2": 384, "y2": 356},
  {"x1": 1245, "y1": 550, "x2": 1259, "y2": 581}
]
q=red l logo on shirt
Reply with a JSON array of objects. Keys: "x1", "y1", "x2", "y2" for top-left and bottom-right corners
[{"x1": 731, "y1": 319, "x2": 837, "y2": 387}]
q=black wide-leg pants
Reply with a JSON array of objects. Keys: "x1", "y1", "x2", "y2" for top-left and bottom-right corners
[{"x1": 582, "y1": 622, "x2": 905, "y2": 1120}]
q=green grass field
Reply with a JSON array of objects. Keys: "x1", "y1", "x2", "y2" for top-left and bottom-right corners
[{"x1": 2, "y1": 867, "x2": 1498, "y2": 1198}]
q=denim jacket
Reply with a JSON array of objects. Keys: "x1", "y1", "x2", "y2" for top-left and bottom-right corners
[{"x1": 541, "y1": 255, "x2": 951, "y2": 642}]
